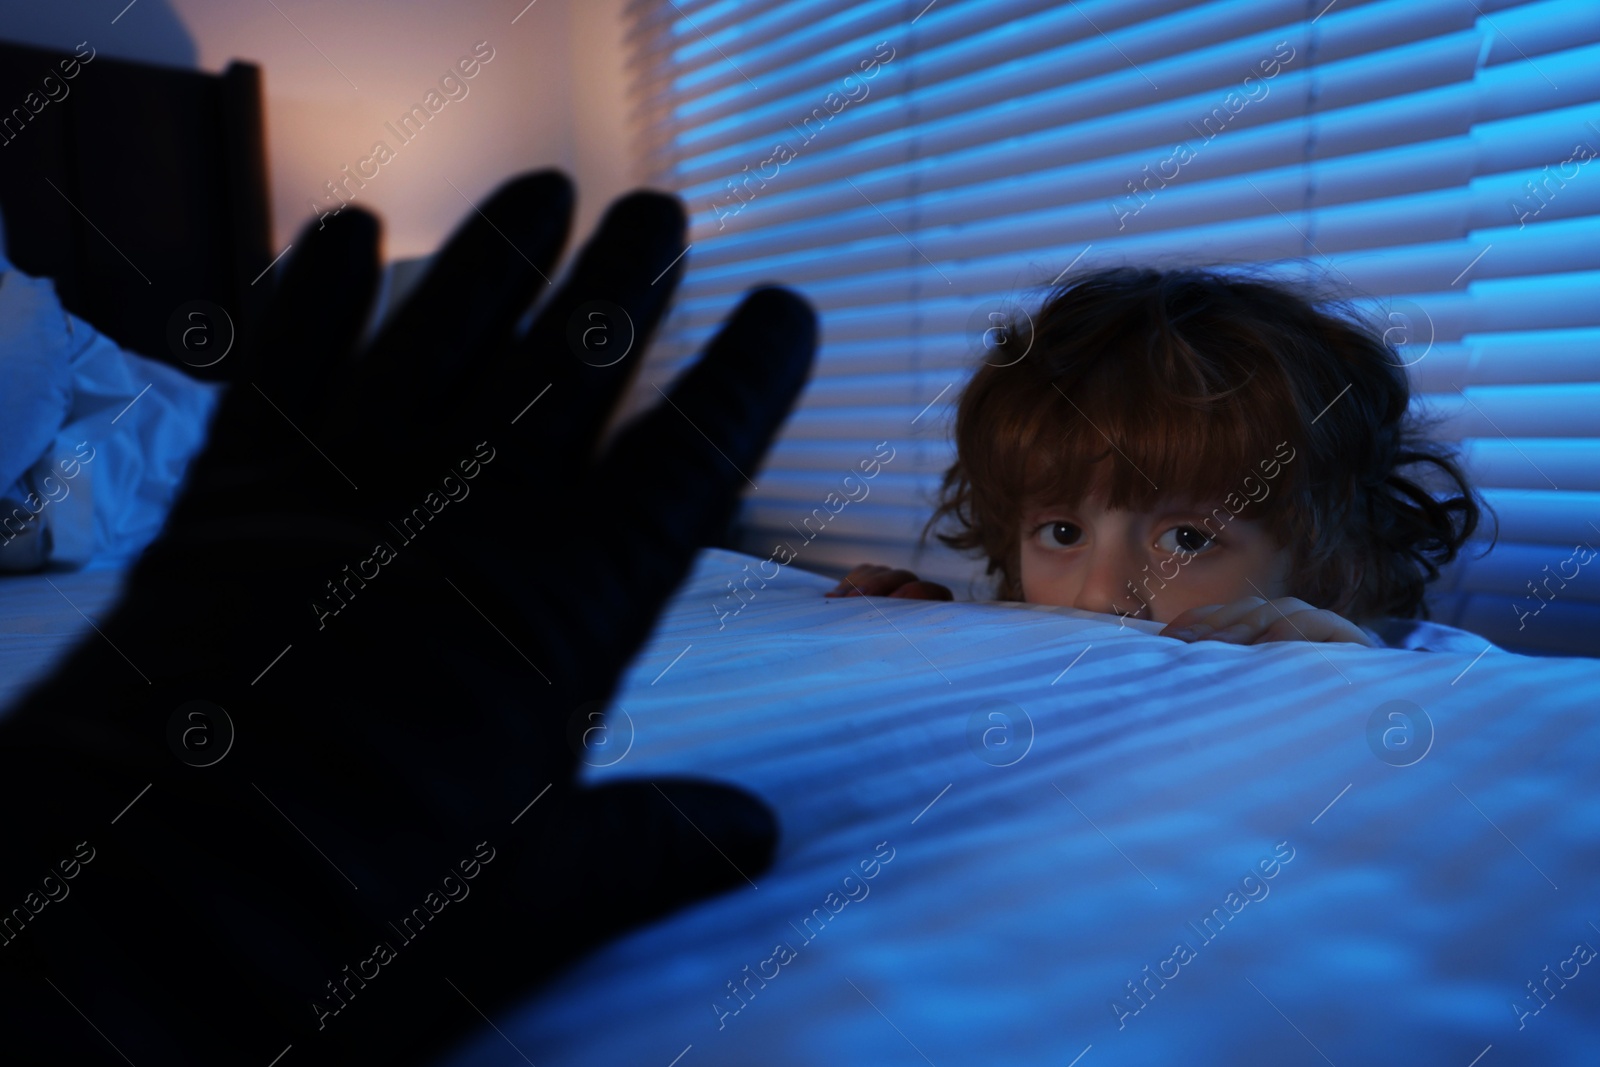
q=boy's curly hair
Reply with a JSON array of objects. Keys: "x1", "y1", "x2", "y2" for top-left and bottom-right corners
[{"x1": 922, "y1": 266, "x2": 1492, "y2": 621}]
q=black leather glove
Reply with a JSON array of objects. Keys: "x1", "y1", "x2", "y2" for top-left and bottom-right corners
[{"x1": 0, "y1": 170, "x2": 816, "y2": 1064}]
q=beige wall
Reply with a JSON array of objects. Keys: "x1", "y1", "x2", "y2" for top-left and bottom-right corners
[{"x1": 1, "y1": 0, "x2": 638, "y2": 260}]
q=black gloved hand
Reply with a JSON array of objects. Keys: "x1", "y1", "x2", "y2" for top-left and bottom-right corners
[{"x1": 0, "y1": 171, "x2": 815, "y2": 1064}]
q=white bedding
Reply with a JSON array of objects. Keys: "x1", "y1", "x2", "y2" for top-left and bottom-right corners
[
  {"x1": 3, "y1": 550, "x2": 1596, "y2": 1063},
  {"x1": 0, "y1": 565, "x2": 128, "y2": 712},
  {"x1": 0, "y1": 256, "x2": 223, "y2": 572},
  {"x1": 434, "y1": 548, "x2": 1600, "y2": 1066}
]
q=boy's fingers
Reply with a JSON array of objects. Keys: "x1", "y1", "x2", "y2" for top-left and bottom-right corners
[
  {"x1": 1193, "y1": 597, "x2": 1268, "y2": 633},
  {"x1": 1213, "y1": 600, "x2": 1336, "y2": 644},
  {"x1": 825, "y1": 563, "x2": 897, "y2": 596},
  {"x1": 1258, "y1": 618, "x2": 1293, "y2": 643},
  {"x1": 1258, "y1": 615, "x2": 1318, "y2": 644},
  {"x1": 1165, "y1": 598, "x2": 1271, "y2": 641},
  {"x1": 848, "y1": 569, "x2": 920, "y2": 596},
  {"x1": 1210, "y1": 600, "x2": 1312, "y2": 642},
  {"x1": 1208, "y1": 621, "x2": 1266, "y2": 643},
  {"x1": 1160, "y1": 602, "x2": 1231, "y2": 636},
  {"x1": 1166, "y1": 598, "x2": 1362, "y2": 645},
  {"x1": 888, "y1": 581, "x2": 953, "y2": 601},
  {"x1": 1260, "y1": 608, "x2": 1374, "y2": 646},
  {"x1": 1236, "y1": 598, "x2": 1320, "y2": 639},
  {"x1": 1162, "y1": 603, "x2": 1227, "y2": 631}
]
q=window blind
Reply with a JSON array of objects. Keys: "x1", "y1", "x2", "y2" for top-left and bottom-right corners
[{"x1": 620, "y1": 0, "x2": 1600, "y2": 657}]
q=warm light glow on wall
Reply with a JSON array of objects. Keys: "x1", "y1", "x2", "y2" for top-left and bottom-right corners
[{"x1": 1, "y1": 0, "x2": 637, "y2": 260}]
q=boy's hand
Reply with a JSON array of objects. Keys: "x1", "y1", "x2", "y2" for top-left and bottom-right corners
[
  {"x1": 1160, "y1": 597, "x2": 1377, "y2": 647},
  {"x1": 825, "y1": 562, "x2": 953, "y2": 600}
]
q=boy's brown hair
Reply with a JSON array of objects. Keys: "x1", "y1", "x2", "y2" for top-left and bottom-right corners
[{"x1": 923, "y1": 266, "x2": 1489, "y2": 621}]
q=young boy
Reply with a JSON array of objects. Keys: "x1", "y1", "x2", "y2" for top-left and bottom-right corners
[{"x1": 826, "y1": 267, "x2": 1491, "y2": 653}]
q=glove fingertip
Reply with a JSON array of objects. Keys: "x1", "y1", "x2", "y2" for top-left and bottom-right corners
[
  {"x1": 742, "y1": 285, "x2": 818, "y2": 339},
  {"x1": 605, "y1": 188, "x2": 688, "y2": 243}
]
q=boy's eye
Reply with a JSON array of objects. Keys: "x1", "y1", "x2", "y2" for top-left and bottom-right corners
[
  {"x1": 1157, "y1": 525, "x2": 1216, "y2": 555},
  {"x1": 1036, "y1": 521, "x2": 1082, "y2": 549}
]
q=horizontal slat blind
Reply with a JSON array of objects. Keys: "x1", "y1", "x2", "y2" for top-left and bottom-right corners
[{"x1": 623, "y1": 0, "x2": 1600, "y2": 655}]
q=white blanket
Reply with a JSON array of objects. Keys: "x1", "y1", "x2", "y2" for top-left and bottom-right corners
[
  {"x1": 436, "y1": 547, "x2": 1600, "y2": 1066},
  {"x1": 0, "y1": 566, "x2": 129, "y2": 713},
  {"x1": 0, "y1": 257, "x2": 222, "y2": 571}
]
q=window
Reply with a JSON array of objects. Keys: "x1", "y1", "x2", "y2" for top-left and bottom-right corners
[{"x1": 622, "y1": 0, "x2": 1600, "y2": 656}]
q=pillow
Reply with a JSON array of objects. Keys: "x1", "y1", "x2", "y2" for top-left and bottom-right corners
[
  {"x1": 0, "y1": 253, "x2": 223, "y2": 570},
  {"x1": 0, "y1": 266, "x2": 76, "y2": 504}
]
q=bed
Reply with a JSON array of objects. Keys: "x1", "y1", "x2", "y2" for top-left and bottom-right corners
[
  {"x1": 4, "y1": 545, "x2": 1597, "y2": 1063},
  {"x1": 3, "y1": 35, "x2": 1598, "y2": 1067},
  {"x1": 422, "y1": 547, "x2": 1600, "y2": 1066}
]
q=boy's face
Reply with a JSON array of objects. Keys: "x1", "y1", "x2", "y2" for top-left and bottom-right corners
[{"x1": 1018, "y1": 492, "x2": 1293, "y2": 624}]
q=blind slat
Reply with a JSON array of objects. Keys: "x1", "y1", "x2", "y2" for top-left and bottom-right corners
[{"x1": 628, "y1": 0, "x2": 1600, "y2": 653}]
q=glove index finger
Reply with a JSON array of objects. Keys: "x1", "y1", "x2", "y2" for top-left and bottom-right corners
[
  {"x1": 360, "y1": 170, "x2": 575, "y2": 442},
  {"x1": 551, "y1": 286, "x2": 817, "y2": 680},
  {"x1": 179, "y1": 208, "x2": 380, "y2": 508},
  {"x1": 495, "y1": 190, "x2": 688, "y2": 474}
]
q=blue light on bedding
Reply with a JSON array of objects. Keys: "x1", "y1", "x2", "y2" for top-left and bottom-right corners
[
  {"x1": 0, "y1": 252, "x2": 221, "y2": 571},
  {"x1": 435, "y1": 547, "x2": 1600, "y2": 1066}
]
